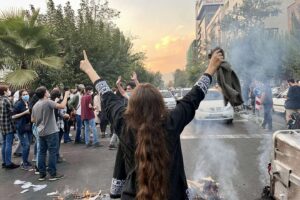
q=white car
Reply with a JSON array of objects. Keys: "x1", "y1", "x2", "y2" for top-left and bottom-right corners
[
  {"x1": 195, "y1": 89, "x2": 234, "y2": 124},
  {"x1": 173, "y1": 88, "x2": 192, "y2": 100},
  {"x1": 273, "y1": 89, "x2": 288, "y2": 113},
  {"x1": 160, "y1": 90, "x2": 176, "y2": 110}
]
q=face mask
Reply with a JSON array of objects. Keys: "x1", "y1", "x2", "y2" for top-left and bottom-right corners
[
  {"x1": 126, "y1": 92, "x2": 131, "y2": 97},
  {"x1": 22, "y1": 95, "x2": 30, "y2": 102}
]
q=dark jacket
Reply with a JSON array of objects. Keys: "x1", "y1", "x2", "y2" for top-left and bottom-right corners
[
  {"x1": 94, "y1": 75, "x2": 211, "y2": 200},
  {"x1": 217, "y1": 61, "x2": 243, "y2": 106},
  {"x1": 285, "y1": 85, "x2": 300, "y2": 109},
  {"x1": 13, "y1": 100, "x2": 31, "y2": 133}
]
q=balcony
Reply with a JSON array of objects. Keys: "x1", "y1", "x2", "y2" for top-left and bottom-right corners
[{"x1": 196, "y1": 0, "x2": 225, "y2": 21}]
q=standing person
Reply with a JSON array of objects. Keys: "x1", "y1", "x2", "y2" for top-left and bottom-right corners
[
  {"x1": 81, "y1": 85, "x2": 101, "y2": 147},
  {"x1": 0, "y1": 85, "x2": 19, "y2": 169},
  {"x1": 68, "y1": 84, "x2": 85, "y2": 144},
  {"x1": 80, "y1": 50, "x2": 223, "y2": 200},
  {"x1": 29, "y1": 93, "x2": 40, "y2": 174},
  {"x1": 31, "y1": 86, "x2": 70, "y2": 181},
  {"x1": 285, "y1": 79, "x2": 300, "y2": 122},
  {"x1": 261, "y1": 81, "x2": 273, "y2": 131},
  {"x1": 50, "y1": 88, "x2": 69, "y2": 163},
  {"x1": 12, "y1": 89, "x2": 32, "y2": 170},
  {"x1": 63, "y1": 87, "x2": 73, "y2": 143}
]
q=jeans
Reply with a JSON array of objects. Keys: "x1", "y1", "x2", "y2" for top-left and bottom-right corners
[
  {"x1": 262, "y1": 104, "x2": 273, "y2": 130},
  {"x1": 57, "y1": 128, "x2": 64, "y2": 158},
  {"x1": 32, "y1": 124, "x2": 40, "y2": 166},
  {"x1": 75, "y1": 115, "x2": 82, "y2": 142},
  {"x1": 17, "y1": 130, "x2": 32, "y2": 164},
  {"x1": 38, "y1": 132, "x2": 59, "y2": 176},
  {"x1": 64, "y1": 120, "x2": 72, "y2": 142},
  {"x1": 1, "y1": 132, "x2": 14, "y2": 165},
  {"x1": 83, "y1": 118, "x2": 99, "y2": 145}
]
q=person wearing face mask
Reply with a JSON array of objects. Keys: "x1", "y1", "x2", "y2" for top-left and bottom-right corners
[
  {"x1": 12, "y1": 89, "x2": 32, "y2": 170},
  {"x1": 0, "y1": 85, "x2": 20, "y2": 169}
]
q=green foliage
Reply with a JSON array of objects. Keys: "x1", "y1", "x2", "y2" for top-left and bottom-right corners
[
  {"x1": 0, "y1": 0, "x2": 163, "y2": 89},
  {"x1": 0, "y1": 7, "x2": 63, "y2": 88},
  {"x1": 173, "y1": 69, "x2": 188, "y2": 88}
]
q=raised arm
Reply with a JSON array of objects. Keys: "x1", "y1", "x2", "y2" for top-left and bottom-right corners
[
  {"x1": 116, "y1": 76, "x2": 129, "y2": 99},
  {"x1": 80, "y1": 50, "x2": 125, "y2": 135},
  {"x1": 80, "y1": 50, "x2": 101, "y2": 84},
  {"x1": 168, "y1": 50, "x2": 224, "y2": 134},
  {"x1": 131, "y1": 72, "x2": 140, "y2": 86}
]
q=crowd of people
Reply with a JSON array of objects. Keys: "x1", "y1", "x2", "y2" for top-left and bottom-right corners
[
  {"x1": 243, "y1": 78, "x2": 300, "y2": 131},
  {"x1": 0, "y1": 69, "x2": 139, "y2": 181}
]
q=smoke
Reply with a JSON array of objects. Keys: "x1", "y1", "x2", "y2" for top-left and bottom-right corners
[
  {"x1": 192, "y1": 123, "x2": 239, "y2": 200},
  {"x1": 257, "y1": 134, "x2": 273, "y2": 186},
  {"x1": 225, "y1": 29, "x2": 284, "y2": 84}
]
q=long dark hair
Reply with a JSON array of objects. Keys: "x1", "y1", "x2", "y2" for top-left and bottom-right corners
[{"x1": 124, "y1": 83, "x2": 170, "y2": 200}]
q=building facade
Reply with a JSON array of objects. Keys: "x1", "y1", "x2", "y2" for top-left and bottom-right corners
[{"x1": 196, "y1": 0, "x2": 300, "y2": 56}]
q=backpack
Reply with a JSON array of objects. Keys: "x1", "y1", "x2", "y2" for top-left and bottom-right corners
[{"x1": 287, "y1": 112, "x2": 300, "y2": 129}]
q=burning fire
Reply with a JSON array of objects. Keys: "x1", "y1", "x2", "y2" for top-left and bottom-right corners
[
  {"x1": 188, "y1": 177, "x2": 223, "y2": 200},
  {"x1": 51, "y1": 189, "x2": 102, "y2": 200}
]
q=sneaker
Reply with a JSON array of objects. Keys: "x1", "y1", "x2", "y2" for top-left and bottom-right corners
[
  {"x1": 34, "y1": 166, "x2": 40, "y2": 175},
  {"x1": 2, "y1": 163, "x2": 6, "y2": 168},
  {"x1": 49, "y1": 173, "x2": 64, "y2": 181},
  {"x1": 64, "y1": 138, "x2": 73, "y2": 143},
  {"x1": 5, "y1": 163, "x2": 20, "y2": 170},
  {"x1": 38, "y1": 174, "x2": 46, "y2": 181},
  {"x1": 20, "y1": 163, "x2": 32, "y2": 171},
  {"x1": 57, "y1": 156, "x2": 65, "y2": 163},
  {"x1": 109, "y1": 144, "x2": 117, "y2": 150}
]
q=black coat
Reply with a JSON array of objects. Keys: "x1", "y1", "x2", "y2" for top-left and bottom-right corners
[{"x1": 94, "y1": 75, "x2": 210, "y2": 200}]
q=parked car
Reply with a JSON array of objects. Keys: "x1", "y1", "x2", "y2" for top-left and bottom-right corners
[
  {"x1": 273, "y1": 89, "x2": 288, "y2": 113},
  {"x1": 195, "y1": 89, "x2": 234, "y2": 124},
  {"x1": 173, "y1": 88, "x2": 192, "y2": 100},
  {"x1": 160, "y1": 90, "x2": 176, "y2": 110}
]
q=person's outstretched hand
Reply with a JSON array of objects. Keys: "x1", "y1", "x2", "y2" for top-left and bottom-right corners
[
  {"x1": 116, "y1": 76, "x2": 122, "y2": 85},
  {"x1": 79, "y1": 50, "x2": 101, "y2": 83},
  {"x1": 80, "y1": 50, "x2": 93, "y2": 73},
  {"x1": 206, "y1": 50, "x2": 224, "y2": 76},
  {"x1": 131, "y1": 72, "x2": 137, "y2": 81}
]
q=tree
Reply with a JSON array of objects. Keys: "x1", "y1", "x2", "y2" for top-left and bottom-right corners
[
  {"x1": 173, "y1": 69, "x2": 188, "y2": 88},
  {"x1": 0, "y1": 8, "x2": 63, "y2": 88},
  {"x1": 34, "y1": 0, "x2": 156, "y2": 89}
]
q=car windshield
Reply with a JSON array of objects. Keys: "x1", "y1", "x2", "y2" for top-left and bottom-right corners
[
  {"x1": 160, "y1": 91, "x2": 173, "y2": 98},
  {"x1": 204, "y1": 90, "x2": 223, "y2": 101}
]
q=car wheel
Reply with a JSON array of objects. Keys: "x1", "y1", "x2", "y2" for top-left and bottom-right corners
[{"x1": 225, "y1": 119, "x2": 233, "y2": 125}]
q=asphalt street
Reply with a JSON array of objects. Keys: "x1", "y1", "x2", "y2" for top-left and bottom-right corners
[{"x1": 0, "y1": 112, "x2": 286, "y2": 200}]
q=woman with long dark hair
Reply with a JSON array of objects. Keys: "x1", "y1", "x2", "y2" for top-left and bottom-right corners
[{"x1": 80, "y1": 50, "x2": 223, "y2": 200}]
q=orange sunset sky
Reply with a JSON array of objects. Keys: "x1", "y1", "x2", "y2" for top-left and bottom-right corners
[{"x1": 2, "y1": 0, "x2": 196, "y2": 74}]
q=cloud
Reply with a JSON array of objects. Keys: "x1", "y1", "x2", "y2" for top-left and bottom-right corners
[
  {"x1": 155, "y1": 36, "x2": 179, "y2": 50},
  {"x1": 144, "y1": 34, "x2": 194, "y2": 73}
]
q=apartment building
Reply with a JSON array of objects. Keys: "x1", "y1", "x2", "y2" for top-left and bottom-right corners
[{"x1": 196, "y1": 0, "x2": 299, "y2": 56}]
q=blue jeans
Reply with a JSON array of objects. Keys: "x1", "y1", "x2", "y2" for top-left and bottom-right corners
[
  {"x1": 1, "y1": 132, "x2": 14, "y2": 165},
  {"x1": 32, "y1": 124, "x2": 40, "y2": 166},
  {"x1": 75, "y1": 115, "x2": 82, "y2": 142},
  {"x1": 17, "y1": 130, "x2": 32, "y2": 164},
  {"x1": 38, "y1": 132, "x2": 59, "y2": 176},
  {"x1": 83, "y1": 118, "x2": 99, "y2": 145},
  {"x1": 262, "y1": 104, "x2": 273, "y2": 130}
]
